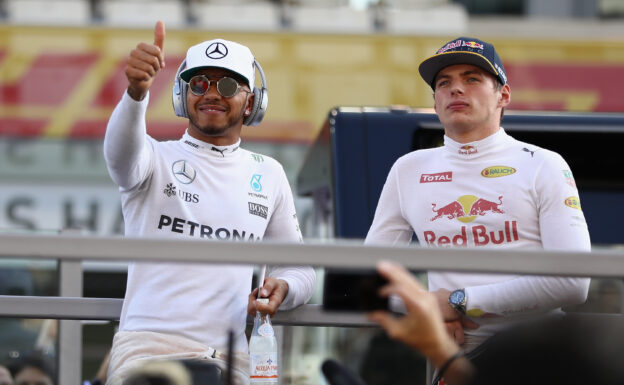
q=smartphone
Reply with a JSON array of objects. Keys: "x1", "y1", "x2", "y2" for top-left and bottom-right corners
[{"x1": 322, "y1": 268, "x2": 389, "y2": 312}]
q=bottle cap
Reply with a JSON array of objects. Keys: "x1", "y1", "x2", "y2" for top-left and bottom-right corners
[{"x1": 257, "y1": 298, "x2": 269, "y2": 305}]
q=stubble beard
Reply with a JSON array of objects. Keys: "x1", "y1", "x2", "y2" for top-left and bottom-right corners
[{"x1": 188, "y1": 109, "x2": 244, "y2": 138}]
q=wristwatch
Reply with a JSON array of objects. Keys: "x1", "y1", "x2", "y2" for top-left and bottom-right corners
[{"x1": 448, "y1": 288, "x2": 467, "y2": 314}]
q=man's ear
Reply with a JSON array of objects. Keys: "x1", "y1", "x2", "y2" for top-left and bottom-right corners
[
  {"x1": 245, "y1": 91, "x2": 255, "y2": 115},
  {"x1": 499, "y1": 84, "x2": 511, "y2": 108}
]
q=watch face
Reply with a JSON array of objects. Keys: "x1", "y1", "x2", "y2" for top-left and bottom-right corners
[{"x1": 450, "y1": 290, "x2": 465, "y2": 305}]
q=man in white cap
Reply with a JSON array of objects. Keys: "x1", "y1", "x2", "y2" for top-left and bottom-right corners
[
  {"x1": 103, "y1": 21, "x2": 315, "y2": 384},
  {"x1": 365, "y1": 36, "x2": 590, "y2": 370}
]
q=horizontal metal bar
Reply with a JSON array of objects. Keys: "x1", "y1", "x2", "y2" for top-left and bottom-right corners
[
  {"x1": 0, "y1": 296, "x2": 374, "y2": 327},
  {"x1": 0, "y1": 296, "x2": 123, "y2": 320},
  {"x1": 0, "y1": 234, "x2": 623, "y2": 277},
  {"x1": 1, "y1": 295, "x2": 622, "y2": 329}
]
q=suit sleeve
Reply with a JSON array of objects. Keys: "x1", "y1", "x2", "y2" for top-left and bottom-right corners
[
  {"x1": 103, "y1": 90, "x2": 154, "y2": 191},
  {"x1": 265, "y1": 164, "x2": 316, "y2": 310},
  {"x1": 365, "y1": 161, "x2": 415, "y2": 245},
  {"x1": 465, "y1": 152, "x2": 590, "y2": 317}
]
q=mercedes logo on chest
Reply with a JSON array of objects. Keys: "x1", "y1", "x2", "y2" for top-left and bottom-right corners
[
  {"x1": 172, "y1": 160, "x2": 197, "y2": 184},
  {"x1": 206, "y1": 42, "x2": 228, "y2": 59}
]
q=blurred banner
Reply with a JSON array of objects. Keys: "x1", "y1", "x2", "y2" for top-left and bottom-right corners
[{"x1": 1, "y1": 25, "x2": 624, "y2": 142}]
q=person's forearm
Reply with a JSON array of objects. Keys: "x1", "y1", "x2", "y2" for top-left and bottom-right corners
[
  {"x1": 466, "y1": 275, "x2": 590, "y2": 317},
  {"x1": 268, "y1": 266, "x2": 316, "y2": 309},
  {"x1": 103, "y1": 90, "x2": 152, "y2": 190}
]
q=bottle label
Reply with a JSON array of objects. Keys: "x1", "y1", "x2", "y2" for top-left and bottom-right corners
[
  {"x1": 258, "y1": 323, "x2": 274, "y2": 337},
  {"x1": 250, "y1": 352, "x2": 278, "y2": 382}
]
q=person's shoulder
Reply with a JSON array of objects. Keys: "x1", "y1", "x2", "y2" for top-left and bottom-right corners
[
  {"x1": 506, "y1": 135, "x2": 565, "y2": 164},
  {"x1": 239, "y1": 148, "x2": 284, "y2": 170}
]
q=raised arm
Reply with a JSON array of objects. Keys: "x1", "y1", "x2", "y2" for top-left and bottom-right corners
[{"x1": 103, "y1": 21, "x2": 166, "y2": 190}]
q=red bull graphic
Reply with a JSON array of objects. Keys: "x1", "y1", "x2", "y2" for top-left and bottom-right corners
[
  {"x1": 427, "y1": 195, "x2": 517, "y2": 247},
  {"x1": 431, "y1": 195, "x2": 504, "y2": 222},
  {"x1": 469, "y1": 196, "x2": 504, "y2": 216},
  {"x1": 463, "y1": 41, "x2": 484, "y2": 50},
  {"x1": 436, "y1": 40, "x2": 484, "y2": 54},
  {"x1": 431, "y1": 201, "x2": 465, "y2": 221},
  {"x1": 420, "y1": 171, "x2": 452, "y2": 183}
]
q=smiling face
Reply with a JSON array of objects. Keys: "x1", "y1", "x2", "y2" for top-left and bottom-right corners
[
  {"x1": 433, "y1": 64, "x2": 510, "y2": 143},
  {"x1": 185, "y1": 67, "x2": 254, "y2": 146}
]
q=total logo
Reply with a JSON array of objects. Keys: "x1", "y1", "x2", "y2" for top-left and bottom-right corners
[{"x1": 426, "y1": 195, "x2": 518, "y2": 247}]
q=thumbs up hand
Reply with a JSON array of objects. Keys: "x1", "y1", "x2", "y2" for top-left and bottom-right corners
[{"x1": 125, "y1": 20, "x2": 166, "y2": 101}]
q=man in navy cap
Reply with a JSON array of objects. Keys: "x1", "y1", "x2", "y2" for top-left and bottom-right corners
[{"x1": 365, "y1": 37, "x2": 591, "y2": 364}]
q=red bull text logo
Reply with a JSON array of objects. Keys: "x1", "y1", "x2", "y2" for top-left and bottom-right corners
[
  {"x1": 458, "y1": 145, "x2": 478, "y2": 155},
  {"x1": 437, "y1": 40, "x2": 484, "y2": 54},
  {"x1": 437, "y1": 40, "x2": 463, "y2": 54},
  {"x1": 426, "y1": 195, "x2": 516, "y2": 247},
  {"x1": 424, "y1": 221, "x2": 519, "y2": 247},
  {"x1": 481, "y1": 166, "x2": 516, "y2": 178},
  {"x1": 420, "y1": 171, "x2": 453, "y2": 183}
]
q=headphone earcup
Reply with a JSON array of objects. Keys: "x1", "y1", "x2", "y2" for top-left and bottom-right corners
[
  {"x1": 244, "y1": 86, "x2": 268, "y2": 126},
  {"x1": 172, "y1": 60, "x2": 188, "y2": 118}
]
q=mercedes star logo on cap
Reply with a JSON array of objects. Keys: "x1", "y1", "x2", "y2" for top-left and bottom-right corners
[
  {"x1": 172, "y1": 160, "x2": 197, "y2": 184},
  {"x1": 206, "y1": 42, "x2": 228, "y2": 59}
]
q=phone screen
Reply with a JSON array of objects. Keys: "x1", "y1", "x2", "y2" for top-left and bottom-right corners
[{"x1": 322, "y1": 268, "x2": 389, "y2": 312}]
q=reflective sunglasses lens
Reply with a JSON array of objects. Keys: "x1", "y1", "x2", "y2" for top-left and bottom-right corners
[
  {"x1": 189, "y1": 76, "x2": 209, "y2": 95},
  {"x1": 217, "y1": 77, "x2": 240, "y2": 98}
]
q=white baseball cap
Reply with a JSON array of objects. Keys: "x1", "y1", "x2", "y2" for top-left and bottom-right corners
[{"x1": 179, "y1": 39, "x2": 255, "y2": 87}]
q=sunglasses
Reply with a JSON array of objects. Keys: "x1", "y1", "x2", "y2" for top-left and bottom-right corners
[{"x1": 187, "y1": 75, "x2": 247, "y2": 98}]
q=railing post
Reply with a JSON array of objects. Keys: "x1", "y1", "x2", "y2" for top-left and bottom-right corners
[{"x1": 58, "y1": 229, "x2": 84, "y2": 385}]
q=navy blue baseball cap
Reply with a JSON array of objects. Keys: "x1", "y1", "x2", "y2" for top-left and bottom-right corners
[{"x1": 419, "y1": 37, "x2": 507, "y2": 89}]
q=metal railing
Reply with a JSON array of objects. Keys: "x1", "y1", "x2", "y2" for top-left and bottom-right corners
[{"x1": 1, "y1": 233, "x2": 623, "y2": 383}]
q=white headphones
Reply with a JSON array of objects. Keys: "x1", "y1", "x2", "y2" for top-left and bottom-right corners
[{"x1": 171, "y1": 59, "x2": 268, "y2": 127}]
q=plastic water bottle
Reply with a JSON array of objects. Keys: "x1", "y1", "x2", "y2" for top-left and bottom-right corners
[{"x1": 249, "y1": 298, "x2": 278, "y2": 384}]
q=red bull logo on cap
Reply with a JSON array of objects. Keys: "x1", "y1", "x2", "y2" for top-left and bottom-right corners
[
  {"x1": 431, "y1": 195, "x2": 504, "y2": 223},
  {"x1": 437, "y1": 39, "x2": 484, "y2": 54},
  {"x1": 437, "y1": 39, "x2": 463, "y2": 54},
  {"x1": 463, "y1": 41, "x2": 484, "y2": 50}
]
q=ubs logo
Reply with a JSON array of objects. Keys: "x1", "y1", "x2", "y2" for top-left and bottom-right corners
[
  {"x1": 172, "y1": 160, "x2": 196, "y2": 184},
  {"x1": 206, "y1": 42, "x2": 228, "y2": 59}
]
